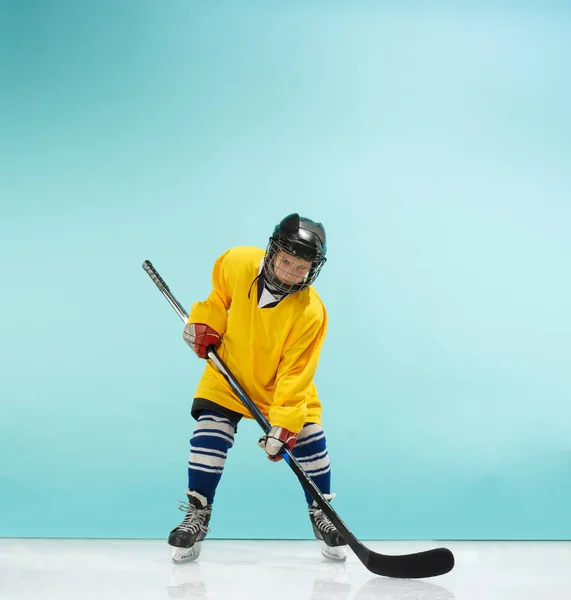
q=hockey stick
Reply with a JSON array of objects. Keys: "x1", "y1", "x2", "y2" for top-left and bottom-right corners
[{"x1": 142, "y1": 260, "x2": 455, "y2": 579}]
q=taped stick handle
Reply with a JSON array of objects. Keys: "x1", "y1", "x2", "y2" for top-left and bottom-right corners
[
  {"x1": 142, "y1": 260, "x2": 169, "y2": 292},
  {"x1": 142, "y1": 260, "x2": 188, "y2": 323}
]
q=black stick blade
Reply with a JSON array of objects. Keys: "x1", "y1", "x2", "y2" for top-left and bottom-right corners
[{"x1": 362, "y1": 546, "x2": 455, "y2": 579}]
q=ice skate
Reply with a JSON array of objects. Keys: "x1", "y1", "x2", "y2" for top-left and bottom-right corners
[
  {"x1": 168, "y1": 491, "x2": 212, "y2": 564},
  {"x1": 309, "y1": 497, "x2": 348, "y2": 562}
]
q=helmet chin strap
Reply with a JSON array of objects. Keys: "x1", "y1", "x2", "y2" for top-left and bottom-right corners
[{"x1": 264, "y1": 274, "x2": 283, "y2": 295}]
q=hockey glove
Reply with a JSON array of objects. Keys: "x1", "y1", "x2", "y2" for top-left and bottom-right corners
[
  {"x1": 183, "y1": 323, "x2": 221, "y2": 359},
  {"x1": 258, "y1": 426, "x2": 297, "y2": 462}
]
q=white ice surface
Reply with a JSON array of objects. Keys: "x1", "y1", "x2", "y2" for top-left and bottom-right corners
[{"x1": 1, "y1": 539, "x2": 570, "y2": 600}]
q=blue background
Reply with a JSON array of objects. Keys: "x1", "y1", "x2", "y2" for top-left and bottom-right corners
[{"x1": 1, "y1": 1, "x2": 570, "y2": 541}]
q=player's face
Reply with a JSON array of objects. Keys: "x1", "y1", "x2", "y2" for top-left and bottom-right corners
[{"x1": 273, "y1": 250, "x2": 312, "y2": 286}]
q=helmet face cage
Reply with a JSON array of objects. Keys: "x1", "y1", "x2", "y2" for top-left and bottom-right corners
[{"x1": 262, "y1": 236, "x2": 326, "y2": 294}]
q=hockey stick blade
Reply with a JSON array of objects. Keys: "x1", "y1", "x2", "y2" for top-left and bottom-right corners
[
  {"x1": 284, "y1": 451, "x2": 454, "y2": 578},
  {"x1": 143, "y1": 260, "x2": 456, "y2": 579},
  {"x1": 361, "y1": 545, "x2": 454, "y2": 579}
]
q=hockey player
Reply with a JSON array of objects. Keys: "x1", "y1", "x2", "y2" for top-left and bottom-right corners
[{"x1": 168, "y1": 213, "x2": 347, "y2": 563}]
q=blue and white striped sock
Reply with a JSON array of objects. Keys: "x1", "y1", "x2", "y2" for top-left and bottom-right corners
[
  {"x1": 292, "y1": 423, "x2": 332, "y2": 505},
  {"x1": 187, "y1": 410, "x2": 236, "y2": 505}
]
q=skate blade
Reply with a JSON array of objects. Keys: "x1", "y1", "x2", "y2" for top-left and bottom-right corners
[
  {"x1": 172, "y1": 542, "x2": 201, "y2": 564},
  {"x1": 320, "y1": 541, "x2": 347, "y2": 562}
]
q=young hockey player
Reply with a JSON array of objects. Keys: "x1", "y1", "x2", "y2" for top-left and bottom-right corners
[{"x1": 168, "y1": 213, "x2": 347, "y2": 563}]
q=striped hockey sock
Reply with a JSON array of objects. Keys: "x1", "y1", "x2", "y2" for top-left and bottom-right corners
[
  {"x1": 292, "y1": 423, "x2": 331, "y2": 505},
  {"x1": 187, "y1": 410, "x2": 236, "y2": 505}
]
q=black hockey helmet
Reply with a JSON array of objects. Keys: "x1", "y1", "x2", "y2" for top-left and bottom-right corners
[{"x1": 262, "y1": 213, "x2": 327, "y2": 294}]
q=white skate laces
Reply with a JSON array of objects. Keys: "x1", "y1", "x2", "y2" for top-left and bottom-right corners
[
  {"x1": 176, "y1": 500, "x2": 210, "y2": 536},
  {"x1": 309, "y1": 506, "x2": 336, "y2": 535},
  {"x1": 310, "y1": 492, "x2": 337, "y2": 536}
]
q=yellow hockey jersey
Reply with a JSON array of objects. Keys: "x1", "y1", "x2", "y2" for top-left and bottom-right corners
[{"x1": 189, "y1": 246, "x2": 327, "y2": 433}]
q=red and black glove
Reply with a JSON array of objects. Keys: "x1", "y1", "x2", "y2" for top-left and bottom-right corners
[
  {"x1": 183, "y1": 322, "x2": 221, "y2": 358},
  {"x1": 258, "y1": 426, "x2": 298, "y2": 462}
]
